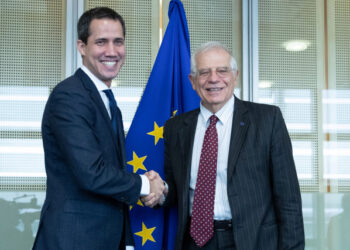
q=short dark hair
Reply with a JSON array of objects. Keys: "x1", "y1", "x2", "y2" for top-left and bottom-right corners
[{"x1": 77, "y1": 7, "x2": 125, "y2": 44}]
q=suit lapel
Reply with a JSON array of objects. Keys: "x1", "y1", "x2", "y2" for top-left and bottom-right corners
[
  {"x1": 75, "y1": 69, "x2": 122, "y2": 163},
  {"x1": 115, "y1": 107, "x2": 126, "y2": 166},
  {"x1": 178, "y1": 109, "x2": 199, "y2": 212},
  {"x1": 227, "y1": 97, "x2": 250, "y2": 179}
]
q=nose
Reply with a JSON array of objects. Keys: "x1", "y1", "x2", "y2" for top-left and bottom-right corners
[
  {"x1": 208, "y1": 70, "x2": 220, "y2": 82},
  {"x1": 105, "y1": 42, "x2": 117, "y2": 56}
]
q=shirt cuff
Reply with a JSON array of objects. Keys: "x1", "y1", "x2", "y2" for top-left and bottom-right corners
[
  {"x1": 159, "y1": 181, "x2": 168, "y2": 205},
  {"x1": 126, "y1": 246, "x2": 134, "y2": 250},
  {"x1": 140, "y1": 174, "x2": 150, "y2": 196}
]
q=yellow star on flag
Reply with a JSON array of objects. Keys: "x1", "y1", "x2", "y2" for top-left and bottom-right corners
[
  {"x1": 129, "y1": 199, "x2": 144, "y2": 210},
  {"x1": 134, "y1": 222, "x2": 156, "y2": 246},
  {"x1": 172, "y1": 110, "x2": 178, "y2": 117},
  {"x1": 137, "y1": 199, "x2": 144, "y2": 206},
  {"x1": 147, "y1": 122, "x2": 163, "y2": 145},
  {"x1": 127, "y1": 151, "x2": 147, "y2": 173}
]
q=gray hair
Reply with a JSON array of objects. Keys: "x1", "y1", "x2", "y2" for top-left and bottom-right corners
[{"x1": 190, "y1": 41, "x2": 238, "y2": 76}]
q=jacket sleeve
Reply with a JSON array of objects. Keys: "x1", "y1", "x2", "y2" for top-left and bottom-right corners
[
  {"x1": 270, "y1": 106, "x2": 305, "y2": 249},
  {"x1": 162, "y1": 118, "x2": 178, "y2": 207}
]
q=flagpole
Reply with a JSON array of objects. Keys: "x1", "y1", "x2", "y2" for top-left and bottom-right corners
[{"x1": 159, "y1": 0, "x2": 163, "y2": 44}]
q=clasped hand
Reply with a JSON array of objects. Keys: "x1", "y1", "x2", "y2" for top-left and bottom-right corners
[{"x1": 141, "y1": 170, "x2": 167, "y2": 208}]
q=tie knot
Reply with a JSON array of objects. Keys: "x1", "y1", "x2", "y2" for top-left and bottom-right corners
[
  {"x1": 209, "y1": 115, "x2": 218, "y2": 126},
  {"x1": 103, "y1": 89, "x2": 114, "y2": 99},
  {"x1": 103, "y1": 89, "x2": 117, "y2": 108}
]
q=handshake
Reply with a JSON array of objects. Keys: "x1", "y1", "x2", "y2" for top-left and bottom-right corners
[{"x1": 142, "y1": 170, "x2": 168, "y2": 208}]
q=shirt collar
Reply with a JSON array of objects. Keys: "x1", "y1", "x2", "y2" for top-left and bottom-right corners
[
  {"x1": 81, "y1": 65, "x2": 110, "y2": 91},
  {"x1": 199, "y1": 95, "x2": 235, "y2": 126}
]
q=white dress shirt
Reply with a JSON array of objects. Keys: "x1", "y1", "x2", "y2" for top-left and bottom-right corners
[{"x1": 189, "y1": 96, "x2": 234, "y2": 220}]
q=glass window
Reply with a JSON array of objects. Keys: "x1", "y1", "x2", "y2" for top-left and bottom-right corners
[
  {"x1": 0, "y1": 0, "x2": 65, "y2": 189},
  {"x1": 257, "y1": 0, "x2": 350, "y2": 192}
]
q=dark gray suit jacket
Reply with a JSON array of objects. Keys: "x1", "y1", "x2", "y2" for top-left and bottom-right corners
[
  {"x1": 33, "y1": 69, "x2": 141, "y2": 250},
  {"x1": 163, "y1": 96, "x2": 304, "y2": 250}
]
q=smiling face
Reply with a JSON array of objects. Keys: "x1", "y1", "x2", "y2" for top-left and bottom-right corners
[
  {"x1": 189, "y1": 48, "x2": 239, "y2": 113},
  {"x1": 77, "y1": 18, "x2": 125, "y2": 87}
]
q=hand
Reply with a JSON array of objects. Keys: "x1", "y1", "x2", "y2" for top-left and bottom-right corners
[
  {"x1": 145, "y1": 170, "x2": 168, "y2": 197},
  {"x1": 141, "y1": 170, "x2": 165, "y2": 208}
]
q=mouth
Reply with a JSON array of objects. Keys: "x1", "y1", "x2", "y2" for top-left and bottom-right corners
[
  {"x1": 101, "y1": 61, "x2": 117, "y2": 67},
  {"x1": 206, "y1": 87, "x2": 223, "y2": 92}
]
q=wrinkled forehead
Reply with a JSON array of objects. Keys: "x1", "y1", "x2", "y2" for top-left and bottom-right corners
[{"x1": 195, "y1": 48, "x2": 231, "y2": 69}]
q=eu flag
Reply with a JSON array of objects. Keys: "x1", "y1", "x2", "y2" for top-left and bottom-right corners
[{"x1": 125, "y1": 0, "x2": 200, "y2": 249}]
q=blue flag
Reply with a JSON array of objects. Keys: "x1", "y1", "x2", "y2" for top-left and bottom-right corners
[{"x1": 125, "y1": 0, "x2": 200, "y2": 249}]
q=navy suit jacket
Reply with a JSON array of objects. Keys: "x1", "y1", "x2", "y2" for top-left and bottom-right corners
[
  {"x1": 33, "y1": 69, "x2": 141, "y2": 250},
  {"x1": 163, "y1": 97, "x2": 305, "y2": 250}
]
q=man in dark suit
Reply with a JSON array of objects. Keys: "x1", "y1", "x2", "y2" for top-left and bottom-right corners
[
  {"x1": 160, "y1": 42, "x2": 304, "y2": 249},
  {"x1": 33, "y1": 7, "x2": 164, "y2": 250}
]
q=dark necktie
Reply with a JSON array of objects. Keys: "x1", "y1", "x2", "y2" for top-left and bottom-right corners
[
  {"x1": 103, "y1": 89, "x2": 126, "y2": 164},
  {"x1": 190, "y1": 115, "x2": 219, "y2": 247},
  {"x1": 103, "y1": 89, "x2": 120, "y2": 136}
]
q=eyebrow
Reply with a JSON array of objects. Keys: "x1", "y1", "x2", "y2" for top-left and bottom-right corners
[{"x1": 198, "y1": 66, "x2": 230, "y2": 70}]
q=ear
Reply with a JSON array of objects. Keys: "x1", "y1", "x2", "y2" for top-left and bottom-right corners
[
  {"x1": 77, "y1": 40, "x2": 86, "y2": 57},
  {"x1": 189, "y1": 74, "x2": 196, "y2": 91},
  {"x1": 233, "y1": 70, "x2": 239, "y2": 87}
]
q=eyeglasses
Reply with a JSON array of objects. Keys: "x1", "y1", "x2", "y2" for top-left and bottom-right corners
[{"x1": 197, "y1": 67, "x2": 233, "y2": 79}]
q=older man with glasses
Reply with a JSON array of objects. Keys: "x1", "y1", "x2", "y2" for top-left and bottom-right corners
[{"x1": 148, "y1": 41, "x2": 305, "y2": 250}]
